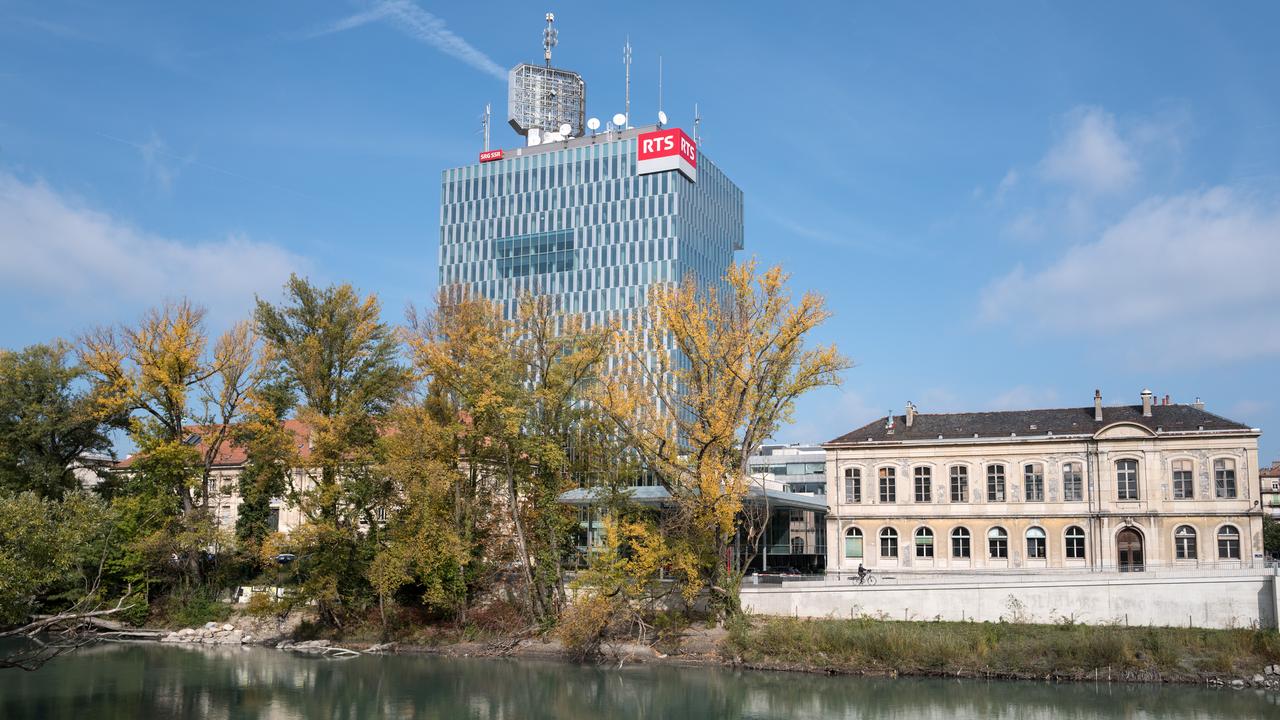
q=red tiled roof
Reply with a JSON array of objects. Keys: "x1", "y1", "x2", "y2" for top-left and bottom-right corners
[
  {"x1": 115, "y1": 419, "x2": 314, "y2": 469},
  {"x1": 1262, "y1": 461, "x2": 1280, "y2": 478}
]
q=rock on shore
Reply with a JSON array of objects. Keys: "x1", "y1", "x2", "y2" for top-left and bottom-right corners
[{"x1": 160, "y1": 622, "x2": 250, "y2": 646}]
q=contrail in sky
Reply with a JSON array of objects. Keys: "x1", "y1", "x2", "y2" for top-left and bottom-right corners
[{"x1": 311, "y1": 1, "x2": 506, "y2": 81}]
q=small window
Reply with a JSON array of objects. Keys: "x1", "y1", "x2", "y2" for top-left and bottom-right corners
[
  {"x1": 1116, "y1": 459, "x2": 1139, "y2": 501},
  {"x1": 914, "y1": 467, "x2": 932, "y2": 503},
  {"x1": 951, "y1": 527, "x2": 971, "y2": 558},
  {"x1": 879, "y1": 467, "x2": 896, "y2": 504},
  {"x1": 1175, "y1": 525, "x2": 1197, "y2": 560},
  {"x1": 1172, "y1": 459, "x2": 1194, "y2": 500},
  {"x1": 1025, "y1": 526, "x2": 1046, "y2": 559},
  {"x1": 949, "y1": 466, "x2": 969, "y2": 503},
  {"x1": 844, "y1": 527, "x2": 864, "y2": 559},
  {"x1": 986, "y1": 464, "x2": 1006, "y2": 502},
  {"x1": 987, "y1": 526, "x2": 1008, "y2": 559},
  {"x1": 1216, "y1": 525, "x2": 1241, "y2": 560},
  {"x1": 914, "y1": 527, "x2": 934, "y2": 558},
  {"x1": 843, "y1": 467, "x2": 862, "y2": 503},
  {"x1": 1024, "y1": 463, "x2": 1044, "y2": 502},
  {"x1": 880, "y1": 527, "x2": 899, "y2": 558},
  {"x1": 1065, "y1": 526, "x2": 1086, "y2": 559},
  {"x1": 791, "y1": 536, "x2": 804, "y2": 555},
  {"x1": 1062, "y1": 462, "x2": 1083, "y2": 502},
  {"x1": 1214, "y1": 459, "x2": 1237, "y2": 499}
]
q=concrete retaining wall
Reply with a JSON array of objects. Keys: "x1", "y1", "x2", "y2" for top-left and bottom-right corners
[{"x1": 741, "y1": 572, "x2": 1279, "y2": 629}]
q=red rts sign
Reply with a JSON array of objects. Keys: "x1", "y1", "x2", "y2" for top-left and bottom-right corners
[
  {"x1": 637, "y1": 128, "x2": 697, "y2": 168},
  {"x1": 479, "y1": 149, "x2": 504, "y2": 163},
  {"x1": 636, "y1": 128, "x2": 697, "y2": 182}
]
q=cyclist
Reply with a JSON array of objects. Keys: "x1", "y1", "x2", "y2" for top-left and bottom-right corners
[{"x1": 857, "y1": 563, "x2": 867, "y2": 583}]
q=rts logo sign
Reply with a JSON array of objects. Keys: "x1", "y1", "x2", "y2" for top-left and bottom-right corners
[{"x1": 636, "y1": 128, "x2": 697, "y2": 182}]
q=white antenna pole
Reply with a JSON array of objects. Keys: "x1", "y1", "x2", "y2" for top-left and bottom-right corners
[
  {"x1": 543, "y1": 13, "x2": 557, "y2": 67},
  {"x1": 624, "y1": 38, "x2": 632, "y2": 128},
  {"x1": 482, "y1": 103, "x2": 491, "y2": 151},
  {"x1": 658, "y1": 55, "x2": 663, "y2": 117},
  {"x1": 694, "y1": 103, "x2": 701, "y2": 145}
]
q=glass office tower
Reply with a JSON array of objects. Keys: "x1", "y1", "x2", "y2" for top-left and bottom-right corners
[{"x1": 438, "y1": 126, "x2": 743, "y2": 327}]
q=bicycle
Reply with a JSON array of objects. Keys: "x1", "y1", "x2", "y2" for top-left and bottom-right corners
[{"x1": 852, "y1": 571, "x2": 877, "y2": 586}]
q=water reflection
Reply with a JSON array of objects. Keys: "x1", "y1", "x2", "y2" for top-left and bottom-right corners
[{"x1": 0, "y1": 643, "x2": 1275, "y2": 719}]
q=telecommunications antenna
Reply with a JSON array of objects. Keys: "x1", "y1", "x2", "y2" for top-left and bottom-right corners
[
  {"x1": 612, "y1": 112, "x2": 626, "y2": 128},
  {"x1": 657, "y1": 110, "x2": 668, "y2": 126},
  {"x1": 587, "y1": 117, "x2": 601, "y2": 131},
  {"x1": 559, "y1": 123, "x2": 572, "y2": 137}
]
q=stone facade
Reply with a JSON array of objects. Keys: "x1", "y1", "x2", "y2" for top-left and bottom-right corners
[{"x1": 824, "y1": 392, "x2": 1263, "y2": 574}]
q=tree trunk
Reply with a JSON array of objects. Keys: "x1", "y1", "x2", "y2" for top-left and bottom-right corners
[{"x1": 504, "y1": 455, "x2": 542, "y2": 621}]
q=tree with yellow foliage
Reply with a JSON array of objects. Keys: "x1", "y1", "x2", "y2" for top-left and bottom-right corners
[
  {"x1": 596, "y1": 260, "x2": 850, "y2": 618},
  {"x1": 408, "y1": 291, "x2": 614, "y2": 624}
]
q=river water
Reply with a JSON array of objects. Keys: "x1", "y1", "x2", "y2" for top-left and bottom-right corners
[{"x1": 0, "y1": 643, "x2": 1276, "y2": 719}]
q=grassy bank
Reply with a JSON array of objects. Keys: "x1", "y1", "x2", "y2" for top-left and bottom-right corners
[{"x1": 724, "y1": 615, "x2": 1280, "y2": 681}]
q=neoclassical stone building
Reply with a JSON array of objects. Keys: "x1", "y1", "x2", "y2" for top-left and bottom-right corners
[{"x1": 824, "y1": 390, "x2": 1263, "y2": 574}]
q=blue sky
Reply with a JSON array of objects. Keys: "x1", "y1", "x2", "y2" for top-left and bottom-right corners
[{"x1": 2, "y1": 1, "x2": 1278, "y2": 460}]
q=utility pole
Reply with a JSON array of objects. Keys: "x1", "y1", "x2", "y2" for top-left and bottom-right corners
[{"x1": 624, "y1": 37, "x2": 632, "y2": 128}]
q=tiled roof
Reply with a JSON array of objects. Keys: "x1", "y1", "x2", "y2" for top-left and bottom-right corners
[
  {"x1": 1262, "y1": 461, "x2": 1280, "y2": 478},
  {"x1": 826, "y1": 404, "x2": 1253, "y2": 446},
  {"x1": 116, "y1": 419, "x2": 314, "y2": 469}
]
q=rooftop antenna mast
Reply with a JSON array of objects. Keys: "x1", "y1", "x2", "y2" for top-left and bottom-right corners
[
  {"x1": 658, "y1": 55, "x2": 663, "y2": 118},
  {"x1": 694, "y1": 103, "x2": 701, "y2": 145},
  {"x1": 482, "y1": 103, "x2": 491, "y2": 151},
  {"x1": 623, "y1": 37, "x2": 632, "y2": 128},
  {"x1": 542, "y1": 12, "x2": 557, "y2": 67}
]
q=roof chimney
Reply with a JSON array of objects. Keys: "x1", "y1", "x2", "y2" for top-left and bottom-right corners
[
  {"x1": 885, "y1": 413, "x2": 894, "y2": 430},
  {"x1": 1141, "y1": 388, "x2": 1154, "y2": 417},
  {"x1": 1163, "y1": 394, "x2": 1170, "y2": 406},
  {"x1": 1094, "y1": 389, "x2": 1103, "y2": 422},
  {"x1": 1193, "y1": 397, "x2": 1205, "y2": 411},
  {"x1": 905, "y1": 401, "x2": 916, "y2": 428}
]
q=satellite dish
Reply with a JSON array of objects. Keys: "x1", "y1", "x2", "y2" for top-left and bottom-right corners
[
  {"x1": 559, "y1": 123, "x2": 572, "y2": 136},
  {"x1": 612, "y1": 113, "x2": 627, "y2": 128},
  {"x1": 657, "y1": 110, "x2": 668, "y2": 126},
  {"x1": 587, "y1": 117, "x2": 600, "y2": 131}
]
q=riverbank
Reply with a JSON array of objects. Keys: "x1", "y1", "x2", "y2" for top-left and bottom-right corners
[
  {"x1": 116, "y1": 611, "x2": 1280, "y2": 690},
  {"x1": 719, "y1": 615, "x2": 1280, "y2": 688}
]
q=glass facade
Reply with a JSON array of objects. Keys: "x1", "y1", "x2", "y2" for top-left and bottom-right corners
[{"x1": 438, "y1": 129, "x2": 744, "y2": 330}]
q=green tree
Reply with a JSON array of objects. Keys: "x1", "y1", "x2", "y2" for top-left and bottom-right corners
[
  {"x1": 0, "y1": 342, "x2": 120, "y2": 499},
  {"x1": 254, "y1": 275, "x2": 410, "y2": 625},
  {"x1": 1264, "y1": 515, "x2": 1280, "y2": 558}
]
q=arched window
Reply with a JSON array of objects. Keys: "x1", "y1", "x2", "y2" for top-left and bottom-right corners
[
  {"x1": 880, "y1": 527, "x2": 899, "y2": 558},
  {"x1": 1064, "y1": 526, "x2": 1086, "y2": 559},
  {"x1": 986, "y1": 464, "x2": 1006, "y2": 502},
  {"x1": 1062, "y1": 462, "x2": 1084, "y2": 502},
  {"x1": 843, "y1": 467, "x2": 862, "y2": 503},
  {"x1": 844, "y1": 527, "x2": 864, "y2": 559},
  {"x1": 1024, "y1": 463, "x2": 1044, "y2": 502},
  {"x1": 951, "y1": 527, "x2": 971, "y2": 558},
  {"x1": 878, "y1": 467, "x2": 897, "y2": 503},
  {"x1": 1172, "y1": 459, "x2": 1194, "y2": 500},
  {"x1": 988, "y1": 526, "x2": 1008, "y2": 559},
  {"x1": 1174, "y1": 525, "x2": 1197, "y2": 560},
  {"x1": 1214, "y1": 459, "x2": 1238, "y2": 499},
  {"x1": 914, "y1": 527, "x2": 934, "y2": 558},
  {"x1": 791, "y1": 536, "x2": 805, "y2": 555},
  {"x1": 1116, "y1": 459, "x2": 1139, "y2": 501},
  {"x1": 949, "y1": 466, "x2": 969, "y2": 502},
  {"x1": 1025, "y1": 526, "x2": 1046, "y2": 559},
  {"x1": 1217, "y1": 525, "x2": 1241, "y2": 560},
  {"x1": 914, "y1": 467, "x2": 933, "y2": 503}
]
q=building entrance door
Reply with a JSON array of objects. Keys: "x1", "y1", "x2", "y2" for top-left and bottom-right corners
[{"x1": 1117, "y1": 528, "x2": 1144, "y2": 572}]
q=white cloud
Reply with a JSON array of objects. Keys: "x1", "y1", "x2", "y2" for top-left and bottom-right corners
[
  {"x1": 995, "y1": 169, "x2": 1019, "y2": 200},
  {"x1": 0, "y1": 172, "x2": 307, "y2": 337},
  {"x1": 1039, "y1": 106, "x2": 1139, "y2": 194},
  {"x1": 981, "y1": 186, "x2": 1280, "y2": 365},
  {"x1": 312, "y1": 1, "x2": 506, "y2": 81}
]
